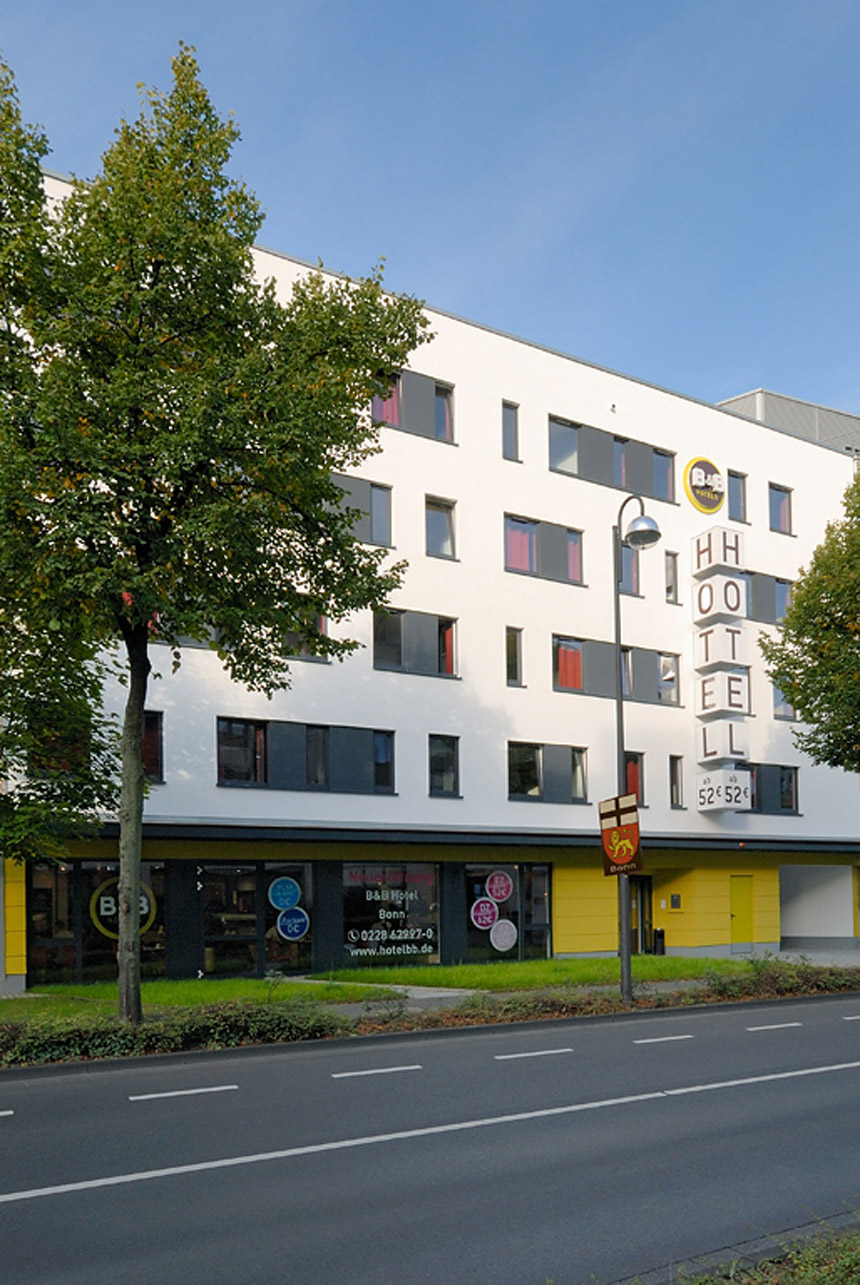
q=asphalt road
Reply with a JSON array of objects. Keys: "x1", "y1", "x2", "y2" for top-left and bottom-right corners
[{"x1": 4, "y1": 995, "x2": 860, "y2": 1284}]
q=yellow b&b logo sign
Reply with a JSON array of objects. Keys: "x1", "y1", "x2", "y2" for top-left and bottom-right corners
[{"x1": 684, "y1": 458, "x2": 724, "y2": 514}]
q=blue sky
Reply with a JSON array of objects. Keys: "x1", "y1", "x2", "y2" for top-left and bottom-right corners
[{"x1": 4, "y1": 0, "x2": 860, "y2": 411}]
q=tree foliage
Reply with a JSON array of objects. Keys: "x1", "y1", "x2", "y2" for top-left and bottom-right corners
[
  {"x1": 0, "y1": 46, "x2": 428, "y2": 1021},
  {"x1": 761, "y1": 472, "x2": 860, "y2": 773}
]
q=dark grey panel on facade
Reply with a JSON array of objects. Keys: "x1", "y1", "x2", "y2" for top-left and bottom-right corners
[
  {"x1": 632, "y1": 647, "x2": 660, "y2": 703},
  {"x1": 439, "y1": 864, "x2": 468, "y2": 964},
  {"x1": 582, "y1": 640, "x2": 616, "y2": 697},
  {"x1": 164, "y1": 862, "x2": 203, "y2": 980},
  {"x1": 542, "y1": 744, "x2": 573, "y2": 803},
  {"x1": 749, "y1": 573, "x2": 776, "y2": 624},
  {"x1": 330, "y1": 726, "x2": 375, "y2": 794},
  {"x1": 399, "y1": 371, "x2": 436, "y2": 439},
  {"x1": 578, "y1": 425, "x2": 614, "y2": 485},
  {"x1": 537, "y1": 521, "x2": 569, "y2": 582},
  {"x1": 312, "y1": 862, "x2": 344, "y2": 972},
  {"x1": 268, "y1": 721, "x2": 307, "y2": 791},
  {"x1": 332, "y1": 474, "x2": 372, "y2": 542},
  {"x1": 626, "y1": 440, "x2": 653, "y2": 497},
  {"x1": 404, "y1": 610, "x2": 439, "y2": 674}
]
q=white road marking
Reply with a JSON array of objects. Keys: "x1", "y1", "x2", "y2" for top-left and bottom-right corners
[
  {"x1": 745, "y1": 1022, "x2": 802, "y2": 1032},
  {"x1": 843, "y1": 1015, "x2": 860, "y2": 1022},
  {"x1": 331, "y1": 1064, "x2": 422, "y2": 1079},
  {"x1": 494, "y1": 1048, "x2": 574, "y2": 1061},
  {"x1": 128, "y1": 1085, "x2": 239, "y2": 1102},
  {"x1": 0, "y1": 1111, "x2": 13, "y2": 1119},
  {"x1": 633, "y1": 1035, "x2": 694, "y2": 1045},
  {"x1": 4, "y1": 1058, "x2": 860, "y2": 1206}
]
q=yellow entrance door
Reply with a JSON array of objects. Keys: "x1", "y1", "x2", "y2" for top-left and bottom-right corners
[{"x1": 730, "y1": 875, "x2": 753, "y2": 953}]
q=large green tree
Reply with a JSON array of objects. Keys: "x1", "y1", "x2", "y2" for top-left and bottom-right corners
[
  {"x1": 0, "y1": 60, "x2": 120, "y2": 863},
  {"x1": 761, "y1": 471, "x2": 860, "y2": 773},
  {"x1": 0, "y1": 47, "x2": 427, "y2": 1022}
]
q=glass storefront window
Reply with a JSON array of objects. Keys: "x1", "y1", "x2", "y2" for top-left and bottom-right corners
[
  {"x1": 343, "y1": 864, "x2": 438, "y2": 966},
  {"x1": 465, "y1": 864, "x2": 550, "y2": 962},
  {"x1": 264, "y1": 864, "x2": 313, "y2": 973},
  {"x1": 28, "y1": 861, "x2": 165, "y2": 984}
]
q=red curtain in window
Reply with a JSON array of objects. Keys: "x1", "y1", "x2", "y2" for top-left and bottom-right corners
[
  {"x1": 567, "y1": 532, "x2": 582, "y2": 583},
  {"x1": 557, "y1": 644, "x2": 582, "y2": 690},
  {"x1": 372, "y1": 382, "x2": 399, "y2": 426},
  {"x1": 505, "y1": 520, "x2": 534, "y2": 571},
  {"x1": 625, "y1": 756, "x2": 641, "y2": 802},
  {"x1": 440, "y1": 623, "x2": 454, "y2": 675}
]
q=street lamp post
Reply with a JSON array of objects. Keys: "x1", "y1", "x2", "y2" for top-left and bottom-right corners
[{"x1": 613, "y1": 494, "x2": 661, "y2": 1003}]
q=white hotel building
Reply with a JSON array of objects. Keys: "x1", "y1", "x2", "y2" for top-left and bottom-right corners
[{"x1": 3, "y1": 196, "x2": 860, "y2": 990}]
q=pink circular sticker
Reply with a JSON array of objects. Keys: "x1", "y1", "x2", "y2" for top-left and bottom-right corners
[
  {"x1": 486, "y1": 870, "x2": 514, "y2": 903},
  {"x1": 490, "y1": 918, "x2": 518, "y2": 953},
  {"x1": 470, "y1": 897, "x2": 499, "y2": 930}
]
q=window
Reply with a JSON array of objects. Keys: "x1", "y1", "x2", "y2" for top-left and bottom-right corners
[
  {"x1": 285, "y1": 614, "x2": 327, "y2": 661},
  {"x1": 620, "y1": 543, "x2": 639, "y2": 595},
  {"x1": 425, "y1": 497, "x2": 455, "y2": 559},
  {"x1": 773, "y1": 685, "x2": 795, "y2": 720},
  {"x1": 217, "y1": 719, "x2": 266, "y2": 785},
  {"x1": 769, "y1": 483, "x2": 792, "y2": 534},
  {"x1": 669, "y1": 755, "x2": 684, "y2": 808},
  {"x1": 434, "y1": 384, "x2": 453, "y2": 442},
  {"x1": 371, "y1": 377, "x2": 400, "y2": 426},
  {"x1": 657, "y1": 653, "x2": 679, "y2": 704},
  {"x1": 220, "y1": 719, "x2": 394, "y2": 794},
  {"x1": 373, "y1": 609, "x2": 456, "y2": 677},
  {"x1": 553, "y1": 635, "x2": 583, "y2": 691},
  {"x1": 506, "y1": 627, "x2": 523, "y2": 686},
  {"x1": 332, "y1": 474, "x2": 392, "y2": 547},
  {"x1": 142, "y1": 711, "x2": 163, "y2": 783},
  {"x1": 370, "y1": 485, "x2": 391, "y2": 546},
  {"x1": 508, "y1": 742, "x2": 541, "y2": 798},
  {"x1": 620, "y1": 647, "x2": 633, "y2": 697},
  {"x1": 549, "y1": 416, "x2": 579, "y2": 475},
  {"x1": 748, "y1": 572, "x2": 793, "y2": 625},
  {"x1": 508, "y1": 742, "x2": 586, "y2": 802},
  {"x1": 429, "y1": 734, "x2": 459, "y2": 796},
  {"x1": 747, "y1": 763, "x2": 798, "y2": 814},
  {"x1": 625, "y1": 751, "x2": 644, "y2": 803},
  {"x1": 566, "y1": 530, "x2": 583, "y2": 583},
  {"x1": 665, "y1": 551, "x2": 679, "y2": 604},
  {"x1": 728, "y1": 471, "x2": 747, "y2": 522},
  {"x1": 306, "y1": 725, "x2": 328, "y2": 789},
  {"x1": 505, "y1": 514, "x2": 583, "y2": 585},
  {"x1": 504, "y1": 515, "x2": 535, "y2": 573},
  {"x1": 774, "y1": 578, "x2": 791, "y2": 621},
  {"x1": 374, "y1": 731, "x2": 395, "y2": 791},
  {"x1": 652, "y1": 450, "x2": 674, "y2": 502},
  {"x1": 503, "y1": 402, "x2": 519, "y2": 461},
  {"x1": 613, "y1": 437, "x2": 628, "y2": 488}
]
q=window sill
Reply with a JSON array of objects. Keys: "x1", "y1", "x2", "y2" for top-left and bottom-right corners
[{"x1": 429, "y1": 792, "x2": 462, "y2": 799}]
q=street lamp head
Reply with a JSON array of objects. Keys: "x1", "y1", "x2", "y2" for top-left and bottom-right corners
[{"x1": 624, "y1": 513, "x2": 661, "y2": 549}]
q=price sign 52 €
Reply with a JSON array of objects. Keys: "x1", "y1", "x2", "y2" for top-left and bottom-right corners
[{"x1": 697, "y1": 769, "x2": 751, "y2": 812}]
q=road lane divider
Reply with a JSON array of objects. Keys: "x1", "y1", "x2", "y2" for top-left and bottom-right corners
[
  {"x1": 633, "y1": 1035, "x2": 694, "y2": 1045},
  {"x1": 331, "y1": 1065, "x2": 422, "y2": 1079},
  {"x1": 494, "y1": 1049, "x2": 574, "y2": 1060},
  {"x1": 128, "y1": 1085, "x2": 239, "y2": 1102},
  {"x1": 4, "y1": 1058, "x2": 860, "y2": 1207},
  {"x1": 745, "y1": 1022, "x2": 802, "y2": 1032}
]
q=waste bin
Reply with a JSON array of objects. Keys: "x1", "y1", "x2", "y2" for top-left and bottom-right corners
[{"x1": 652, "y1": 928, "x2": 665, "y2": 956}]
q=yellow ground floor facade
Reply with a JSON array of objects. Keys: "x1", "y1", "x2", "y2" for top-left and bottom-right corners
[{"x1": 3, "y1": 839, "x2": 858, "y2": 991}]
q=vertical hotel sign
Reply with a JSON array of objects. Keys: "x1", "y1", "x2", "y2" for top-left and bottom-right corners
[{"x1": 685, "y1": 460, "x2": 752, "y2": 813}]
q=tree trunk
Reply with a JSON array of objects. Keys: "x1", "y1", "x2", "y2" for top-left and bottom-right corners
[{"x1": 117, "y1": 628, "x2": 150, "y2": 1025}]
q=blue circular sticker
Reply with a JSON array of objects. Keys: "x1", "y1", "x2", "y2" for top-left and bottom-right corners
[
  {"x1": 277, "y1": 906, "x2": 310, "y2": 941},
  {"x1": 268, "y1": 877, "x2": 301, "y2": 911}
]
